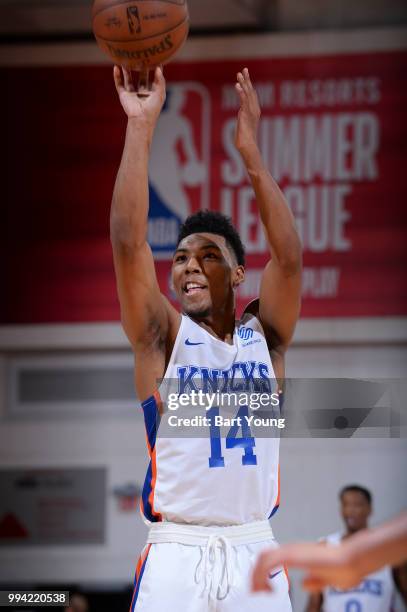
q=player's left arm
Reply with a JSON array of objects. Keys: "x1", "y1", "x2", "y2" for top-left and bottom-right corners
[
  {"x1": 235, "y1": 68, "x2": 302, "y2": 351},
  {"x1": 393, "y1": 563, "x2": 407, "y2": 605}
]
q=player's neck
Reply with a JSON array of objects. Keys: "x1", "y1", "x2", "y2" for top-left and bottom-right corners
[
  {"x1": 344, "y1": 524, "x2": 369, "y2": 539},
  {"x1": 193, "y1": 309, "x2": 236, "y2": 344}
]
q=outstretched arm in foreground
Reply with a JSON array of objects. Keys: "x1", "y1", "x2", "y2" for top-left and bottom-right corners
[{"x1": 251, "y1": 512, "x2": 407, "y2": 594}]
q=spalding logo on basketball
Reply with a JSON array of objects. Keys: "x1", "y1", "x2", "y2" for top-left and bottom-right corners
[{"x1": 92, "y1": 0, "x2": 189, "y2": 70}]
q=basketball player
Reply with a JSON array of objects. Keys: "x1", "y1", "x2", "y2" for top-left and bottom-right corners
[
  {"x1": 111, "y1": 65, "x2": 302, "y2": 611},
  {"x1": 303, "y1": 485, "x2": 407, "y2": 611},
  {"x1": 305, "y1": 486, "x2": 407, "y2": 611},
  {"x1": 252, "y1": 511, "x2": 407, "y2": 593}
]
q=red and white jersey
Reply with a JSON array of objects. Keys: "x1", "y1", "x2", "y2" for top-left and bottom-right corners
[
  {"x1": 323, "y1": 532, "x2": 395, "y2": 612},
  {"x1": 140, "y1": 312, "x2": 281, "y2": 526}
]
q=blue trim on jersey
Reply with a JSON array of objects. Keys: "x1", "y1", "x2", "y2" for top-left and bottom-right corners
[
  {"x1": 141, "y1": 463, "x2": 156, "y2": 522},
  {"x1": 142, "y1": 395, "x2": 160, "y2": 452},
  {"x1": 269, "y1": 504, "x2": 280, "y2": 518},
  {"x1": 268, "y1": 392, "x2": 283, "y2": 519},
  {"x1": 131, "y1": 547, "x2": 151, "y2": 611},
  {"x1": 140, "y1": 395, "x2": 161, "y2": 523}
]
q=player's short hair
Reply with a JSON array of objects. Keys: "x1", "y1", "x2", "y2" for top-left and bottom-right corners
[
  {"x1": 177, "y1": 210, "x2": 245, "y2": 266},
  {"x1": 339, "y1": 484, "x2": 372, "y2": 505}
]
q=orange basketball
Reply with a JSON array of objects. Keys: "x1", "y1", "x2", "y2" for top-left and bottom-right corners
[{"x1": 92, "y1": 0, "x2": 189, "y2": 71}]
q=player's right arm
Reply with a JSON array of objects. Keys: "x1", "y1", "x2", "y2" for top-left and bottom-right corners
[{"x1": 110, "y1": 66, "x2": 179, "y2": 362}]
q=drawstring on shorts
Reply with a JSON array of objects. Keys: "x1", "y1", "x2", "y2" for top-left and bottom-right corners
[
  {"x1": 194, "y1": 534, "x2": 235, "y2": 610},
  {"x1": 147, "y1": 519, "x2": 274, "y2": 610}
]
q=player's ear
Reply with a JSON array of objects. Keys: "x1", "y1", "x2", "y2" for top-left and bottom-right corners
[{"x1": 233, "y1": 266, "x2": 245, "y2": 289}]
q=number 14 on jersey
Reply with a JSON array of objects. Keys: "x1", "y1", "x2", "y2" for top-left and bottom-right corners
[{"x1": 207, "y1": 406, "x2": 257, "y2": 467}]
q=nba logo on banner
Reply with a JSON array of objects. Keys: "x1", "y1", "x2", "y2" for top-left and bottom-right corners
[{"x1": 147, "y1": 82, "x2": 211, "y2": 259}]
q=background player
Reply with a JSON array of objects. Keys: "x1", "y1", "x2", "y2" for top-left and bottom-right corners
[
  {"x1": 305, "y1": 485, "x2": 407, "y2": 612},
  {"x1": 253, "y1": 485, "x2": 407, "y2": 611},
  {"x1": 111, "y1": 65, "x2": 302, "y2": 610}
]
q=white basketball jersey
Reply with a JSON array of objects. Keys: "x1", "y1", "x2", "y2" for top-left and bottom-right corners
[
  {"x1": 140, "y1": 312, "x2": 281, "y2": 526},
  {"x1": 323, "y1": 532, "x2": 395, "y2": 612}
]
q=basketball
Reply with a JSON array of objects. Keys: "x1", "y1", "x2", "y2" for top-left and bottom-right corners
[{"x1": 92, "y1": 0, "x2": 189, "y2": 71}]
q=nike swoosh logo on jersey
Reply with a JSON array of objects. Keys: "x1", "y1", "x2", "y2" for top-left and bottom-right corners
[
  {"x1": 185, "y1": 339, "x2": 205, "y2": 346},
  {"x1": 269, "y1": 569, "x2": 283, "y2": 580}
]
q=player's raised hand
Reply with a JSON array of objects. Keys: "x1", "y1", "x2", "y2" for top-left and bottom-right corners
[
  {"x1": 113, "y1": 65, "x2": 166, "y2": 129},
  {"x1": 234, "y1": 67, "x2": 261, "y2": 154}
]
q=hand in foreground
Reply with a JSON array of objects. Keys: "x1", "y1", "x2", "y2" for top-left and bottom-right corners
[
  {"x1": 113, "y1": 65, "x2": 166, "y2": 130},
  {"x1": 234, "y1": 67, "x2": 261, "y2": 154},
  {"x1": 252, "y1": 513, "x2": 407, "y2": 595},
  {"x1": 251, "y1": 542, "x2": 363, "y2": 594}
]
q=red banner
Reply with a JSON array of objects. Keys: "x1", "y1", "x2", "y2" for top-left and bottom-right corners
[{"x1": 2, "y1": 50, "x2": 407, "y2": 323}]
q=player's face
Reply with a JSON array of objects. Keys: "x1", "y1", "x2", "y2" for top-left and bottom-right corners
[
  {"x1": 340, "y1": 491, "x2": 371, "y2": 533},
  {"x1": 171, "y1": 233, "x2": 243, "y2": 318}
]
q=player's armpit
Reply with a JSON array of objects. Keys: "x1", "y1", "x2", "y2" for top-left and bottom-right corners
[
  {"x1": 258, "y1": 258, "x2": 302, "y2": 351},
  {"x1": 111, "y1": 238, "x2": 180, "y2": 349}
]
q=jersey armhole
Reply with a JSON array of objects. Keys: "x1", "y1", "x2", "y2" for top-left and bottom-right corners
[
  {"x1": 241, "y1": 299, "x2": 284, "y2": 398},
  {"x1": 242, "y1": 298, "x2": 260, "y2": 318},
  {"x1": 242, "y1": 298, "x2": 281, "y2": 353},
  {"x1": 158, "y1": 314, "x2": 187, "y2": 392}
]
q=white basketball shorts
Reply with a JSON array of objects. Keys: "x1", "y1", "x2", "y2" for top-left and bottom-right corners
[{"x1": 129, "y1": 521, "x2": 292, "y2": 611}]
